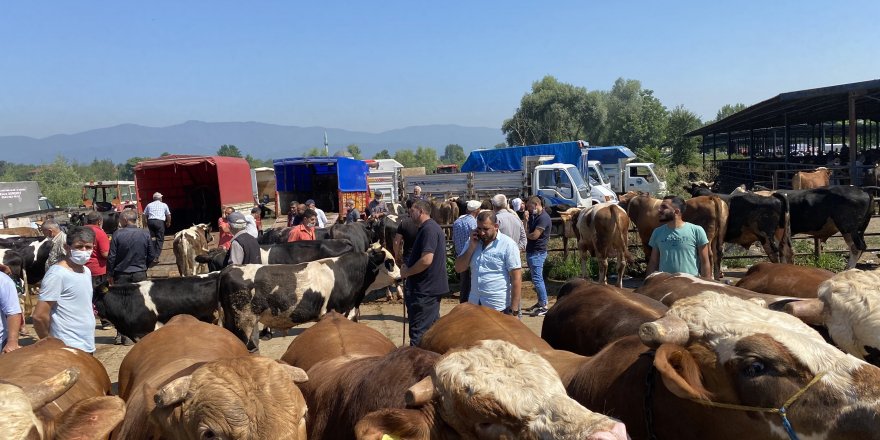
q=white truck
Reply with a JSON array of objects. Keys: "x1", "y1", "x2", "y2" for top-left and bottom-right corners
[{"x1": 582, "y1": 145, "x2": 666, "y2": 195}]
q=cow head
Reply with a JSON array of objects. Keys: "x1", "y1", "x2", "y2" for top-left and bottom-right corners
[
  {"x1": 195, "y1": 248, "x2": 228, "y2": 272},
  {"x1": 639, "y1": 291, "x2": 880, "y2": 439},
  {"x1": 194, "y1": 223, "x2": 214, "y2": 245},
  {"x1": 814, "y1": 269, "x2": 880, "y2": 366},
  {"x1": 364, "y1": 244, "x2": 401, "y2": 292},
  {"x1": 355, "y1": 340, "x2": 628, "y2": 439},
  {"x1": 151, "y1": 356, "x2": 308, "y2": 440},
  {"x1": 0, "y1": 368, "x2": 125, "y2": 440}
]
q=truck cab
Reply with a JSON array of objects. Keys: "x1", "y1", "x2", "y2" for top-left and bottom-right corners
[
  {"x1": 582, "y1": 146, "x2": 667, "y2": 196},
  {"x1": 532, "y1": 163, "x2": 616, "y2": 207},
  {"x1": 625, "y1": 162, "x2": 666, "y2": 195}
]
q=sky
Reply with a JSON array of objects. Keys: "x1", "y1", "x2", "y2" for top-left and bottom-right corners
[{"x1": 1, "y1": 0, "x2": 878, "y2": 138}]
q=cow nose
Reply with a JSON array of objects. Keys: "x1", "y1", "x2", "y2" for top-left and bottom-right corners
[{"x1": 586, "y1": 422, "x2": 628, "y2": 440}]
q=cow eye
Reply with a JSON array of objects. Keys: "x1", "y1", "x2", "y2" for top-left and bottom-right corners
[
  {"x1": 864, "y1": 346, "x2": 880, "y2": 366},
  {"x1": 742, "y1": 360, "x2": 766, "y2": 378}
]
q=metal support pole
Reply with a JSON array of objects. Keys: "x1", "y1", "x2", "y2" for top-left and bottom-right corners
[{"x1": 849, "y1": 92, "x2": 858, "y2": 184}]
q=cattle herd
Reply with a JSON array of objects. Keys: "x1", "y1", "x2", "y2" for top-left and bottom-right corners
[{"x1": 2, "y1": 174, "x2": 880, "y2": 439}]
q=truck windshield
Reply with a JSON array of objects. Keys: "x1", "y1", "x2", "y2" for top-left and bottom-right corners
[
  {"x1": 590, "y1": 166, "x2": 610, "y2": 185},
  {"x1": 566, "y1": 167, "x2": 590, "y2": 199}
]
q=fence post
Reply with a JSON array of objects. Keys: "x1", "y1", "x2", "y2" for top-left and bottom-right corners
[{"x1": 813, "y1": 238, "x2": 820, "y2": 260}]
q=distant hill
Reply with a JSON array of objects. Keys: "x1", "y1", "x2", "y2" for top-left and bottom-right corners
[{"x1": 0, "y1": 121, "x2": 506, "y2": 164}]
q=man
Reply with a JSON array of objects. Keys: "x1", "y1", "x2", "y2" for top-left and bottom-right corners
[
  {"x1": 287, "y1": 201, "x2": 301, "y2": 227},
  {"x1": 288, "y1": 209, "x2": 318, "y2": 242},
  {"x1": 454, "y1": 211, "x2": 522, "y2": 317},
  {"x1": 412, "y1": 186, "x2": 425, "y2": 201},
  {"x1": 245, "y1": 207, "x2": 260, "y2": 239},
  {"x1": 108, "y1": 209, "x2": 155, "y2": 284},
  {"x1": 400, "y1": 200, "x2": 448, "y2": 346},
  {"x1": 259, "y1": 194, "x2": 273, "y2": 218},
  {"x1": 224, "y1": 212, "x2": 262, "y2": 265},
  {"x1": 143, "y1": 192, "x2": 171, "y2": 263},
  {"x1": 218, "y1": 206, "x2": 235, "y2": 250},
  {"x1": 523, "y1": 196, "x2": 552, "y2": 316},
  {"x1": 84, "y1": 212, "x2": 111, "y2": 328},
  {"x1": 306, "y1": 199, "x2": 328, "y2": 228},
  {"x1": 647, "y1": 195, "x2": 711, "y2": 278},
  {"x1": 344, "y1": 199, "x2": 360, "y2": 224},
  {"x1": 41, "y1": 219, "x2": 67, "y2": 270},
  {"x1": 0, "y1": 268, "x2": 22, "y2": 353},
  {"x1": 491, "y1": 194, "x2": 527, "y2": 251},
  {"x1": 393, "y1": 201, "x2": 420, "y2": 265},
  {"x1": 32, "y1": 227, "x2": 97, "y2": 353},
  {"x1": 451, "y1": 200, "x2": 480, "y2": 303},
  {"x1": 367, "y1": 190, "x2": 388, "y2": 219}
]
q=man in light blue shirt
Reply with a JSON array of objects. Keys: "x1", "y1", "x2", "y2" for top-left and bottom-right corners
[
  {"x1": 143, "y1": 192, "x2": 171, "y2": 264},
  {"x1": 0, "y1": 269, "x2": 22, "y2": 352},
  {"x1": 33, "y1": 227, "x2": 97, "y2": 353},
  {"x1": 454, "y1": 211, "x2": 522, "y2": 316},
  {"x1": 451, "y1": 200, "x2": 480, "y2": 303}
]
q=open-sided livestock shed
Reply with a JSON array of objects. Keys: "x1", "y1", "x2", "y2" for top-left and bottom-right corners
[
  {"x1": 134, "y1": 155, "x2": 253, "y2": 233},
  {"x1": 688, "y1": 79, "x2": 880, "y2": 190}
]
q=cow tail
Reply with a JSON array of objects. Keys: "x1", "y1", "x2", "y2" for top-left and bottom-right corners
[
  {"x1": 772, "y1": 192, "x2": 792, "y2": 262},
  {"x1": 713, "y1": 196, "x2": 728, "y2": 275},
  {"x1": 571, "y1": 209, "x2": 583, "y2": 242}
]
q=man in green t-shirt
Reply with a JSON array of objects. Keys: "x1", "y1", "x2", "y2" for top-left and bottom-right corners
[{"x1": 647, "y1": 196, "x2": 711, "y2": 277}]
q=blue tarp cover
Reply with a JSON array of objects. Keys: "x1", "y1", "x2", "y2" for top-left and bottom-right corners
[
  {"x1": 273, "y1": 156, "x2": 369, "y2": 192},
  {"x1": 461, "y1": 142, "x2": 583, "y2": 172},
  {"x1": 585, "y1": 146, "x2": 635, "y2": 163}
]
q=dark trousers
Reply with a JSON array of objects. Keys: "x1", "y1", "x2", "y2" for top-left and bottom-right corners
[
  {"x1": 459, "y1": 269, "x2": 472, "y2": 303},
  {"x1": 405, "y1": 290, "x2": 440, "y2": 347},
  {"x1": 147, "y1": 219, "x2": 166, "y2": 261},
  {"x1": 114, "y1": 271, "x2": 147, "y2": 284}
]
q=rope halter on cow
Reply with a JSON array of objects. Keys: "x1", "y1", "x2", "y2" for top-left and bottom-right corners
[{"x1": 687, "y1": 371, "x2": 827, "y2": 440}]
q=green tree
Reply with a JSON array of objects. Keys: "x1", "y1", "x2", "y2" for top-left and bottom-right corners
[
  {"x1": 217, "y1": 144, "x2": 242, "y2": 157},
  {"x1": 502, "y1": 75, "x2": 606, "y2": 146},
  {"x1": 303, "y1": 147, "x2": 323, "y2": 157},
  {"x1": 440, "y1": 144, "x2": 466, "y2": 165},
  {"x1": 713, "y1": 103, "x2": 747, "y2": 122},
  {"x1": 665, "y1": 105, "x2": 703, "y2": 166},
  {"x1": 373, "y1": 149, "x2": 392, "y2": 159},
  {"x1": 35, "y1": 156, "x2": 83, "y2": 208},
  {"x1": 493, "y1": 143, "x2": 508, "y2": 148},
  {"x1": 601, "y1": 78, "x2": 668, "y2": 152},
  {"x1": 393, "y1": 149, "x2": 418, "y2": 168},
  {"x1": 80, "y1": 159, "x2": 118, "y2": 180},
  {"x1": 414, "y1": 146, "x2": 439, "y2": 171},
  {"x1": 346, "y1": 144, "x2": 363, "y2": 160},
  {"x1": 118, "y1": 157, "x2": 149, "y2": 180}
]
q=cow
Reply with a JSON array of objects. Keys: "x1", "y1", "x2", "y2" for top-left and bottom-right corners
[
  {"x1": 114, "y1": 314, "x2": 309, "y2": 439},
  {"x1": 776, "y1": 186, "x2": 873, "y2": 268},
  {"x1": 93, "y1": 272, "x2": 221, "y2": 341},
  {"x1": 542, "y1": 280, "x2": 666, "y2": 356},
  {"x1": 618, "y1": 192, "x2": 728, "y2": 279},
  {"x1": 258, "y1": 226, "x2": 293, "y2": 244},
  {"x1": 329, "y1": 222, "x2": 374, "y2": 251},
  {"x1": 556, "y1": 207, "x2": 582, "y2": 256},
  {"x1": 792, "y1": 167, "x2": 832, "y2": 189},
  {"x1": 171, "y1": 223, "x2": 213, "y2": 276},
  {"x1": 423, "y1": 293, "x2": 880, "y2": 439},
  {"x1": 430, "y1": 198, "x2": 459, "y2": 226},
  {"x1": 0, "y1": 236, "x2": 52, "y2": 289},
  {"x1": 195, "y1": 239, "x2": 356, "y2": 272},
  {"x1": 0, "y1": 338, "x2": 125, "y2": 440},
  {"x1": 68, "y1": 211, "x2": 120, "y2": 236},
  {"x1": 280, "y1": 311, "x2": 396, "y2": 372},
  {"x1": 635, "y1": 272, "x2": 800, "y2": 309},
  {"x1": 735, "y1": 262, "x2": 833, "y2": 298},
  {"x1": 218, "y1": 245, "x2": 401, "y2": 351},
  {"x1": 576, "y1": 202, "x2": 631, "y2": 287}
]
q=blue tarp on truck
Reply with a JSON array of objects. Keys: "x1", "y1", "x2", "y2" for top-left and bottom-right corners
[
  {"x1": 584, "y1": 146, "x2": 635, "y2": 163},
  {"x1": 461, "y1": 142, "x2": 584, "y2": 172}
]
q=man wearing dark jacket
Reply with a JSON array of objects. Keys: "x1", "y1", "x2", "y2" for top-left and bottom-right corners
[
  {"x1": 108, "y1": 210, "x2": 155, "y2": 284},
  {"x1": 224, "y1": 212, "x2": 262, "y2": 265}
]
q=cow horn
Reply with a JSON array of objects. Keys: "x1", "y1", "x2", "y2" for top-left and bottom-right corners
[
  {"x1": 281, "y1": 365, "x2": 309, "y2": 384},
  {"x1": 370, "y1": 242, "x2": 382, "y2": 251},
  {"x1": 783, "y1": 299, "x2": 825, "y2": 326},
  {"x1": 639, "y1": 316, "x2": 690, "y2": 348},
  {"x1": 154, "y1": 375, "x2": 192, "y2": 408},
  {"x1": 24, "y1": 367, "x2": 79, "y2": 410},
  {"x1": 405, "y1": 376, "x2": 436, "y2": 407}
]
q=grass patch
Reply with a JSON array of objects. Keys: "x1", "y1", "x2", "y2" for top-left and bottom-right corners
[
  {"x1": 794, "y1": 252, "x2": 848, "y2": 272},
  {"x1": 546, "y1": 254, "x2": 588, "y2": 281}
]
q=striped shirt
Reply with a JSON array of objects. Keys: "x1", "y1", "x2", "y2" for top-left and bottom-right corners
[
  {"x1": 452, "y1": 214, "x2": 477, "y2": 256},
  {"x1": 144, "y1": 200, "x2": 170, "y2": 220}
]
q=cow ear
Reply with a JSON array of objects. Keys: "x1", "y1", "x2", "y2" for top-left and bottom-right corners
[
  {"x1": 54, "y1": 396, "x2": 126, "y2": 440},
  {"x1": 354, "y1": 408, "x2": 433, "y2": 440},
  {"x1": 281, "y1": 365, "x2": 309, "y2": 383},
  {"x1": 154, "y1": 375, "x2": 192, "y2": 408},
  {"x1": 653, "y1": 343, "x2": 711, "y2": 401}
]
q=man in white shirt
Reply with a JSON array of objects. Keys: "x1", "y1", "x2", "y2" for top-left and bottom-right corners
[
  {"x1": 307, "y1": 199, "x2": 329, "y2": 228},
  {"x1": 143, "y1": 192, "x2": 172, "y2": 264}
]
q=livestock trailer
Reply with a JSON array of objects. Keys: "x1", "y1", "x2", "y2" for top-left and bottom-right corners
[
  {"x1": 273, "y1": 156, "x2": 370, "y2": 216},
  {"x1": 134, "y1": 155, "x2": 254, "y2": 233}
]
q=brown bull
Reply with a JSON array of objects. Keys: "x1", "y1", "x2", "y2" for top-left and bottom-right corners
[
  {"x1": 281, "y1": 311, "x2": 395, "y2": 372},
  {"x1": 0, "y1": 338, "x2": 125, "y2": 439},
  {"x1": 792, "y1": 167, "x2": 832, "y2": 189},
  {"x1": 115, "y1": 314, "x2": 309, "y2": 440},
  {"x1": 576, "y1": 202, "x2": 631, "y2": 287},
  {"x1": 735, "y1": 262, "x2": 833, "y2": 298}
]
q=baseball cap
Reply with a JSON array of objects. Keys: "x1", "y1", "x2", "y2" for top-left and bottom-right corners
[
  {"x1": 511, "y1": 198, "x2": 523, "y2": 212},
  {"x1": 227, "y1": 212, "x2": 247, "y2": 226},
  {"x1": 374, "y1": 190, "x2": 383, "y2": 197},
  {"x1": 153, "y1": 192, "x2": 163, "y2": 199}
]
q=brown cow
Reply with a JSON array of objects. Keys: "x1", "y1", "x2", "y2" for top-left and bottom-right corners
[
  {"x1": 280, "y1": 311, "x2": 396, "y2": 372},
  {"x1": 424, "y1": 293, "x2": 880, "y2": 439},
  {"x1": 557, "y1": 207, "x2": 582, "y2": 255},
  {"x1": 635, "y1": 271, "x2": 800, "y2": 309},
  {"x1": 0, "y1": 338, "x2": 125, "y2": 440},
  {"x1": 430, "y1": 198, "x2": 459, "y2": 226},
  {"x1": 114, "y1": 314, "x2": 309, "y2": 439},
  {"x1": 576, "y1": 202, "x2": 631, "y2": 287},
  {"x1": 542, "y1": 280, "x2": 666, "y2": 356},
  {"x1": 735, "y1": 262, "x2": 833, "y2": 298},
  {"x1": 792, "y1": 167, "x2": 832, "y2": 189},
  {"x1": 172, "y1": 223, "x2": 213, "y2": 276}
]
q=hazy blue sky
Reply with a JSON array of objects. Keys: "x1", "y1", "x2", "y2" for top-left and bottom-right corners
[{"x1": 1, "y1": 1, "x2": 877, "y2": 138}]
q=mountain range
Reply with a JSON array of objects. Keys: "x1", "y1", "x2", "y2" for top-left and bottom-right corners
[{"x1": 0, "y1": 120, "x2": 506, "y2": 164}]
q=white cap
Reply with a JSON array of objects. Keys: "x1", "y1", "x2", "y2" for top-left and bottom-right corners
[
  {"x1": 153, "y1": 192, "x2": 163, "y2": 199},
  {"x1": 511, "y1": 198, "x2": 523, "y2": 212},
  {"x1": 466, "y1": 200, "x2": 481, "y2": 212}
]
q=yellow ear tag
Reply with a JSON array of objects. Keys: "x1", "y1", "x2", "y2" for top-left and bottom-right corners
[{"x1": 381, "y1": 435, "x2": 400, "y2": 440}]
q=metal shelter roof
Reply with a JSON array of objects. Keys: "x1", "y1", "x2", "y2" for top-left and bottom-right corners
[{"x1": 688, "y1": 79, "x2": 880, "y2": 137}]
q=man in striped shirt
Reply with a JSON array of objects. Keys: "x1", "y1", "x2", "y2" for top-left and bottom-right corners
[{"x1": 143, "y1": 192, "x2": 171, "y2": 264}]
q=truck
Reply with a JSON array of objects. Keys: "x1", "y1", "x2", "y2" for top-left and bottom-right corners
[
  {"x1": 273, "y1": 156, "x2": 371, "y2": 219},
  {"x1": 80, "y1": 180, "x2": 138, "y2": 212},
  {"x1": 0, "y1": 181, "x2": 61, "y2": 228},
  {"x1": 462, "y1": 141, "x2": 666, "y2": 196},
  {"x1": 134, "y1": 155, "x2": 255, "y2": 233},
  {"x1": 364, "y1": 159, "x2": 404, "y2": 204}
]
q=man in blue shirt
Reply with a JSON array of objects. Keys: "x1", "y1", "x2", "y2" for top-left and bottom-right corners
[
  {"x1": 451, "y1": 200, "x2": 480, "y2": 303},
  {"x1": 400, "y1": 199, "x2": 449, "y2": 346},
  {"x1": 523, "y1": 196, "x2": 552, "y2": 316},
  {"x1": 0, "y1": 268, "x2": 22, "y2": 353},
  {"x1": 647, "y1": 196, "x2": 711, "y2": 278},
  {"x1": 143, "y1": 192, "x2": 171, "y2": 263},
  {"x1": 455, "y1": 211, "x2": 522, "y2": 317}
]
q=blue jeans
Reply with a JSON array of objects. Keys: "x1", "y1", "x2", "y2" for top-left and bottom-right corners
[{"x1": 527, "y1": 252, "x2": 548, "y2": 306}]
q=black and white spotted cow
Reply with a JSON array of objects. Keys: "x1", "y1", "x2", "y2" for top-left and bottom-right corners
[
  {"x1": 93, "y1": 272, "x2": 221, "y2": 341},
  {"x1": 218, "y1": 245, "x2": 401, "y2": 351},
  {"x1": 195, "y1": 239, "x2": 356, "y2": 272},
  {"x1": 328, "y1": 222, "x2": 373, "y2": 251},
  {"x1": 0, "y1": 236, "x2": 52, "y2": 288}
]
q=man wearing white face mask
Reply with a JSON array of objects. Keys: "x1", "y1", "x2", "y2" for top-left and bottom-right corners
[
  {"x1": 288, "y1": 209, "x2": 318, "y2": 242},
  {"x1": 32, "y1": 227, "x2": 97, "y2": 354}
]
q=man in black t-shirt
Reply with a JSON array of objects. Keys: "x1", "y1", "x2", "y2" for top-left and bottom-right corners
[
  {"x1": 523, "y1": 196, "x2": 553, "y2": 316},
  {"x1": 400, "y1": 199, "x2": 448, "y2": 346}
]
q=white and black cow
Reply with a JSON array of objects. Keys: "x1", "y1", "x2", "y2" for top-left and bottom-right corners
[
  {"x1": 172, "y1": 223, "x2": 214, "y2": 276},
  {"x1": 219, "y1": 245, "x2": 401, "y2": 351},
  {"x1": 0, "y1": 236, "x2": 52, "y2": 287},
  {"x1": 196, "y1": 239, "x2": 356, "y2": 272},
  {"x1": 259, "y1": 227, "x2": 331, "y2": 245},
  {"x1": 93, "y1": 272, "x2": 221, "y2": 341},
  {"x1": 328, "y1": 222, "x2": 373, "y2": 251}
]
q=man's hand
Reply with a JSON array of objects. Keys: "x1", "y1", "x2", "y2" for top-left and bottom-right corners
[
  {"x1": 400, "y1": 264, "x2": 408, "y2": 279},
  {"x1": 3, "y1": 341, "x2": 21, "y2": 353}
]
